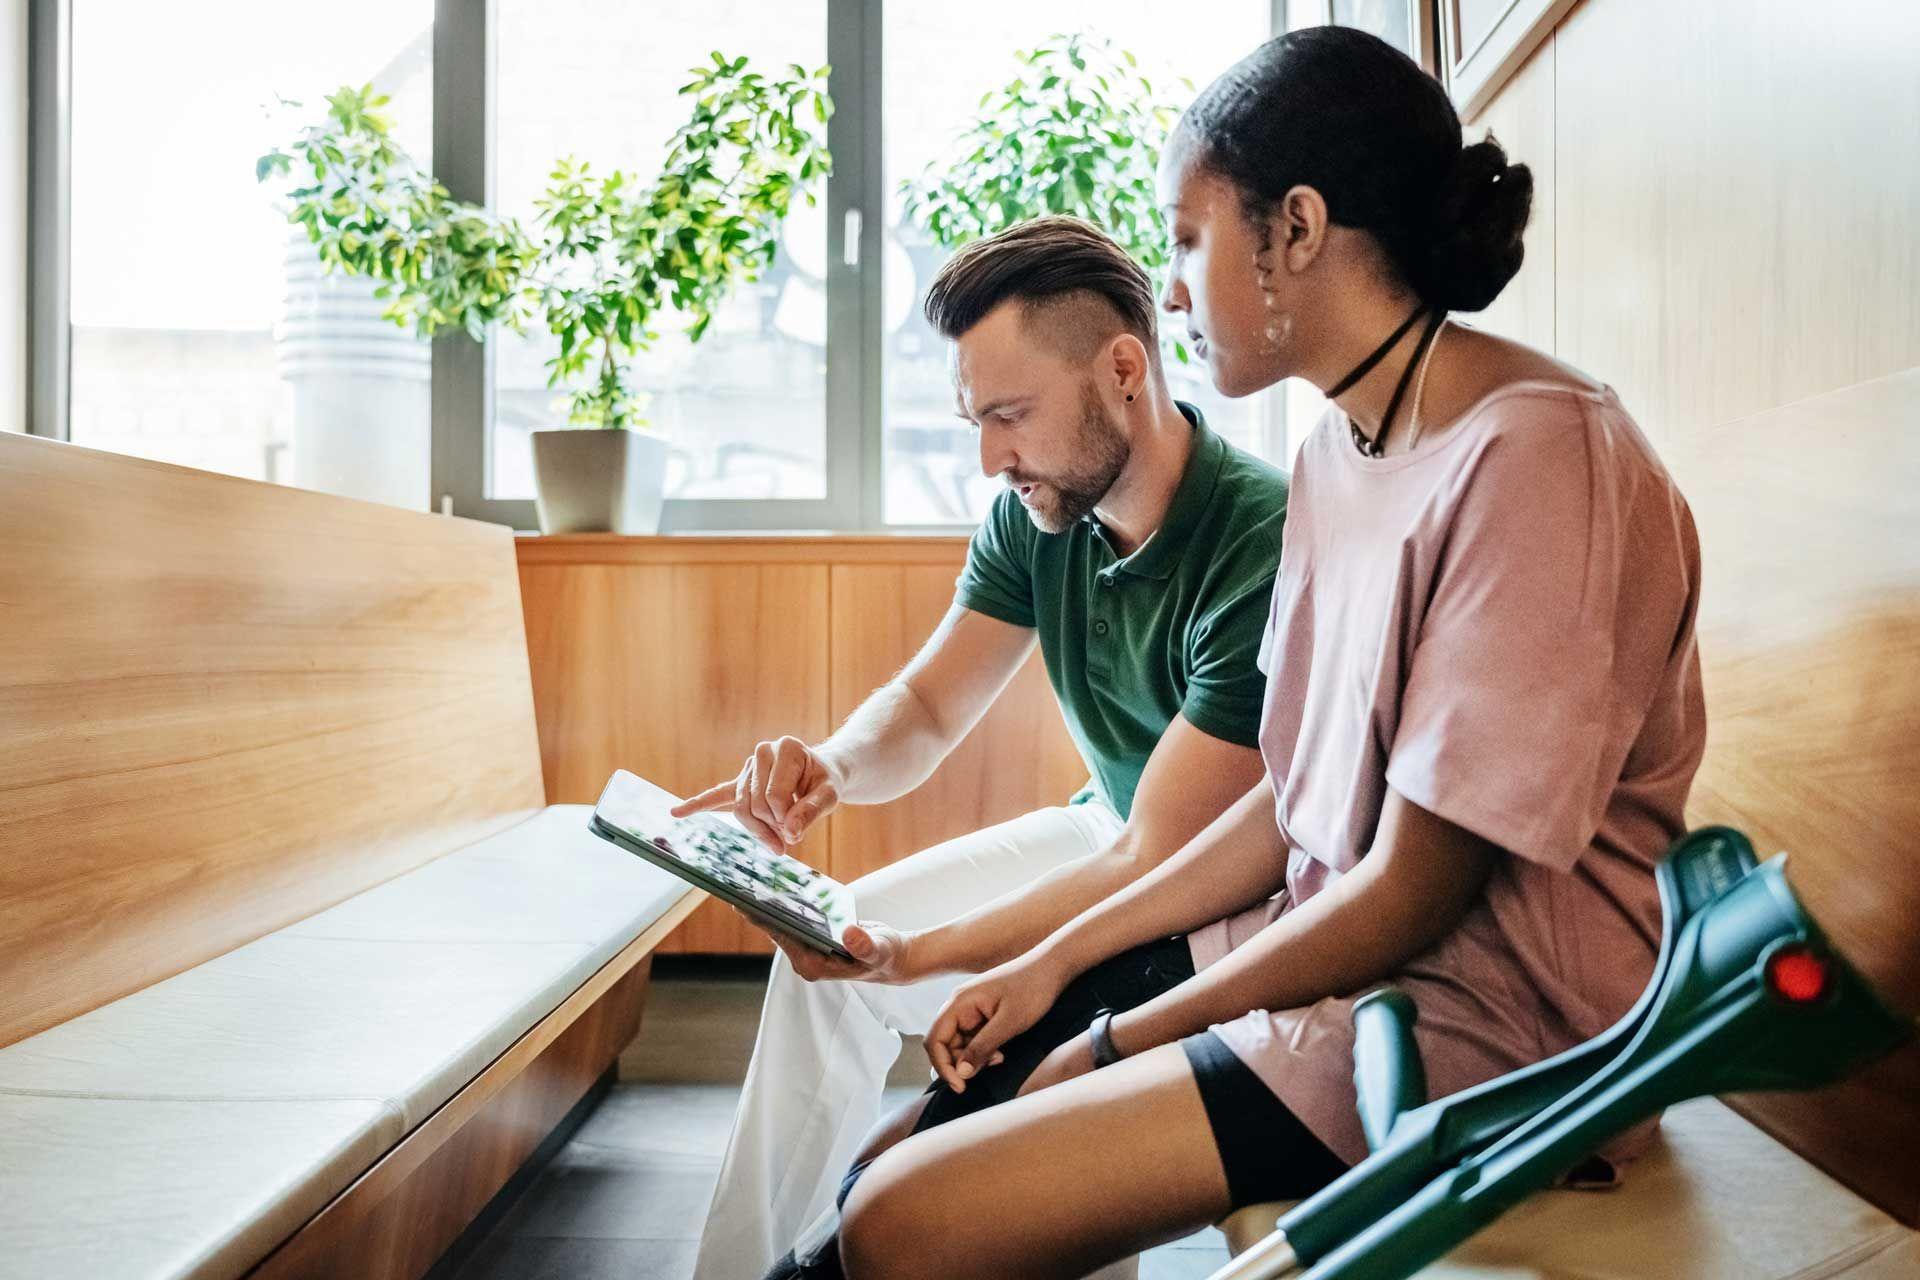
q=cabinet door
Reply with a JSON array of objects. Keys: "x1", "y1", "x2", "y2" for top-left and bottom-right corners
[
  {"x1": 825, "y1": 563, "x2": 1087, "y2": 887},
  {"x1": 520, "y1": 561, "x2": 831, "y2": 954}
]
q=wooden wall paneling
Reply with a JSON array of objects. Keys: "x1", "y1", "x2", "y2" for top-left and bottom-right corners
[
  {"x1": 1552, "y1": 0, "x2": 1920, "y2": 448},
  {"x1": 518, "y1": 559, "x2": 832, "y2": 953},
  {"x1": 0, "y1": 433, "x2": 548, "y2": 1050},
  {"x1": 1470, "y1": 3, "x2": 1920, "y2": 1214},
  {"x1": 1439, "y1": 0, "x2": 1579, "y2": 122},
  {"x1": 1465, "y1": 31, "x2": 1556, "y2": 355},
  {"x1": 1660, "y1": 369, "x2": 1920, "y2": 1225},
  {"x1": 825, "y1": 563, "x2": 1088, "y2": 887},
  {"x1": 1666, "y1": 374, "x2": 1920, "y2": 1010},
  {"x1": 247, "y1": 892, "x2": 702, "y2": 1280}
]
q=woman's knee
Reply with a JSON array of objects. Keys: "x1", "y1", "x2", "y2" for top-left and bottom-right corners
[
  {"x1": 839, "y1": 1144, "x2": 950, "y2": 1280},
  {"x1": 843, "y1": 1092, "x2": 933, "y2": 1194}
]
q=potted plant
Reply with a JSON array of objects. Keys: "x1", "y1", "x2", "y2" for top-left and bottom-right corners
[
  {"x1": 902, "y1": 32, "x2": 1193, "y2": 364},
  {"x1": 258, "y1": 56, "x2": 833, "y2": 533}
]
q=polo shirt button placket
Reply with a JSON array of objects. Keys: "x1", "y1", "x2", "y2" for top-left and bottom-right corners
[{"x1": 1093, "y1": 573, "x2": 1118, "y2": 642}]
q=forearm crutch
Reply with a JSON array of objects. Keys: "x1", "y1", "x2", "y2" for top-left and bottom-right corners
[{"x1": 1210, "y1": 827, "x2": 1914, "y2": 1280}]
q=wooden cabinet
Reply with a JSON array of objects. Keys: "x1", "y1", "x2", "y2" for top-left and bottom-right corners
[
  {"x1": 516, "y1": 535, "x2": 1085, "y2": 954},
  {"x1": 827, "y1": 563, "x2": 1092, "y2": 886},
  {"x1": 518, "y1": 556, "x2": 831, "y2": 953}
]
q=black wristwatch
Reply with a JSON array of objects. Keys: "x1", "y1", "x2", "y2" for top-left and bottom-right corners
[{"x1": 1088, "y1": 1008, "x2": 1125, "y2": 1069}]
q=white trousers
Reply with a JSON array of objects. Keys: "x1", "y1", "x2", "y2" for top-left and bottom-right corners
[{"x1": 691, "y1": 801, "x2": 1129, "y2": 1280}]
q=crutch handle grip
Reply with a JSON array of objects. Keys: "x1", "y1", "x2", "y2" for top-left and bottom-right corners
[{"x1": 1352, "y1": 987, "x2": 1426, "y2": 1151}]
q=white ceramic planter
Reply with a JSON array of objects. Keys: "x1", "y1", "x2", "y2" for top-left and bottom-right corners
[{"x1": 530, "y1": 428, "x2": 669, "y2": 534}]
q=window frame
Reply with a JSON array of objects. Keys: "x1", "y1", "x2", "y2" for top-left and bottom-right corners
[{"x1": 26, "y1": 0, "x2": 1281, "y2": 531}]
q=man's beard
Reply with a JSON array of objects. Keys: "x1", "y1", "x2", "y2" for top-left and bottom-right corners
[{"x1": 1012, "y1": 382, "x2": 1131, "y2": 534}]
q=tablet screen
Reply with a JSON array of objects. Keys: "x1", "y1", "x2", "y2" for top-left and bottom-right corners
[{"x1": 591, "y1": 769, "x2": 855, "y2": 950}]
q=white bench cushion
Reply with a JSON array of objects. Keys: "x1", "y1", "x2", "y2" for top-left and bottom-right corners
[
  {"x1": 1220, "y1": 1097, "x2": 1920, "y2": 1278},
  {"x1": 0, "y1": 1096, "x2": 399, "y2": 1280},
  {"x1": 0, "y1": 805, "x2": 690, "y2": 1280}
]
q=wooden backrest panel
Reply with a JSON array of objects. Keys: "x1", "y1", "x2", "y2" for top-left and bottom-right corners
[
  {"x1": 1662, "y1": 368, "x2": 1920, "y2": 1224},
  {"x1": 0, "y1": 434, "x2": 547, "y2": 1049}
]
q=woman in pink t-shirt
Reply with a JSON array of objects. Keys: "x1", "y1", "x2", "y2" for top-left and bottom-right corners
[{"x1": 794, "y1": 26, "x2": 1706, "y2": 1280}]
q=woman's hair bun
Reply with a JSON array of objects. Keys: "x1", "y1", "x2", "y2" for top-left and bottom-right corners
[
  {"x1": 1183, "y1": 29, "x2": 1535, "y2": 312},
  {"x1": 1412, "y1": 135, "x2": 1534, "y2": 313}
]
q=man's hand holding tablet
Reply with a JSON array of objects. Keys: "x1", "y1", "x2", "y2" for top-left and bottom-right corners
[
  {"x1": 591, "y1": 770, "x2": 862, "y2": 962},
  {"x1": 671, "y1": 741, "x2": 924, "y2": 985},
  {"x1": 597, "y1": 767, "x2": 924, "y2": 983}
]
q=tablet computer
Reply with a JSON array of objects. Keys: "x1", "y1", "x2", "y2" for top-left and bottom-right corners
[{"x1": 589, "y1": 768, "x2": 858, "y2": 961}]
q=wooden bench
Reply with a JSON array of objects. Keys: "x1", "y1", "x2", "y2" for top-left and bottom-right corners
[
  {"x1": 0, "y1": 431, "x2": 700, "y2": 1280},
  {"x1": 1222, "y1": 370, "x2": 1920, "y2": 1276}
]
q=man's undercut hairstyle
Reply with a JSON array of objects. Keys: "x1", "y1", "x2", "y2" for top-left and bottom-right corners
[{"x1": 922, "y1": 216, "x2": 1161, "y2": 369}]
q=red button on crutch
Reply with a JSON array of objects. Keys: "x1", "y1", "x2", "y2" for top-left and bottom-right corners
[{"x1": 1765, "y1": 944, "x2": 1831, "y2": 1004}]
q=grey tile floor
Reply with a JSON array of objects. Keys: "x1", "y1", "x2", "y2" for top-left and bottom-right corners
[{"x1": 447, "y1": 960, "x2": 1233, "y2": 1280}]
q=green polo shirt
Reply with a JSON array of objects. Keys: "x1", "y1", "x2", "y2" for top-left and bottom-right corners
[{"x1": 954, "y1": 403, "x2": 1289, "y2": 819}]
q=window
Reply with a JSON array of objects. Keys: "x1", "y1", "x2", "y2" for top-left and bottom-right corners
[
  {"x1": 881, "y1": 2, "x2": 1283, "y2": 524},
  {"x1": 36, "y1": 1, "x2": 1290, "y2": 527},
  {"x1": 491, "y1": 0, "x2": 830, "y2": 507},
  {"x1": 65, "y1": 0, "x2": 434, "y2": 508}
]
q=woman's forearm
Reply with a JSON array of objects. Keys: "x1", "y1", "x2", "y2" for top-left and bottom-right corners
[
  {"x1": 1113, "y1": 791, "x2": 1498, "y2": 1053},
  {"x1": 1039, "y1": 778, "x2": 1288, "y2": 977}
]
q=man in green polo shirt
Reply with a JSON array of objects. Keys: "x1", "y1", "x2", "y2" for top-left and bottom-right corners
[{"x1": 679, "y1": 216, "x2": 1289, "y2": 1280}]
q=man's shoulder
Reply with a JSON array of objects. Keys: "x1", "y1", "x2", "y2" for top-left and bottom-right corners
[{"x1": 1204, "y1": 438, "x2": 1290, "y2": 556}]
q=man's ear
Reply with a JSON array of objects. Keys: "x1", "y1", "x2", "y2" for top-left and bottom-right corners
[
  {"x1": 1267, "y1": 184, "x2": 1331, "y2": 275},
  {"x1": 1106, "y1": 332, "x2": 1153, "y2": 403}
]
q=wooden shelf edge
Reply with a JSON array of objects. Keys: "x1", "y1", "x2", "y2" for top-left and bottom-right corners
[{"x1": 515, "y1": 533, "x2": 972, "y2": 567}]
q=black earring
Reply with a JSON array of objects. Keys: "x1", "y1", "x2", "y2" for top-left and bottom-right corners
[{"x1": 1126, "y1": 394, "x2": 1135, "y2": 402}]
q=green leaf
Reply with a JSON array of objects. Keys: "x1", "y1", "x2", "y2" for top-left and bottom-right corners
[{"x1": 263, "y1": 61, "x2": 827, "y2": 397}]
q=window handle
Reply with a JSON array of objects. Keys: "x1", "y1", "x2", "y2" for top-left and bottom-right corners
[{"x1": 843, "y1": 209, "x2": 863, "y2": 269}]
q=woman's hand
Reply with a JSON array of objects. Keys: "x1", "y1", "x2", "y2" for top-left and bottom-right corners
[{"x1": 925, "y1": 951, "x2": 1071, "y2": 1092}]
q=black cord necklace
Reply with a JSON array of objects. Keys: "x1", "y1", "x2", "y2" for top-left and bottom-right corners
[
  {"x1": 1341, "y1": 308, "x2": 1445, "y2": 458},
  {"x1": 1326, "y1": 305, "x2": 1426, "y2": 400}
]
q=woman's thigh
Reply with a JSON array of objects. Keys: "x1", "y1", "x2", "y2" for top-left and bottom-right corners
[{"x1": 839, "y1": 1043, "x2": 1233, "y2": 1280}]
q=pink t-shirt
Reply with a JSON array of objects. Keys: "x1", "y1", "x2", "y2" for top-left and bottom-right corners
[{"x1": 1186, "y1": 381, "x2": 1706, "y2": 1167}]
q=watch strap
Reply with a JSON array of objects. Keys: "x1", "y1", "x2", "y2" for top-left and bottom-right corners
[{"x1": 1088, "y1": 1008, "x2": 1123, "y2": 1069}]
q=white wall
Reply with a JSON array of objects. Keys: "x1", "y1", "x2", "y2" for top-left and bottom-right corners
[{"x1": 1, "y1": 0, "x2": 25, "y2": 433}]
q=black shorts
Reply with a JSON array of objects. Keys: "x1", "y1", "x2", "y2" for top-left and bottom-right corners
[
  {"x1": 836, "y1": 936, "x2": 1348, "y2": 1212},
  {"x1": 903, "y1": 933, "x2": 1201, "y2": 1129},
  {"x1": 1180, "y1": 1028, "x2": 1348, "y2": 1207}
]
